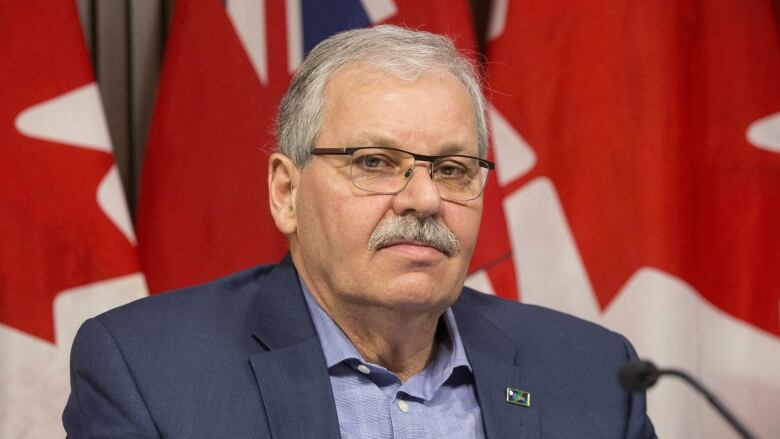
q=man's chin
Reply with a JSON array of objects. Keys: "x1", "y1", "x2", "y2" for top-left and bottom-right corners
[
  {"x1": 374, "y1": 271, "x2": 461, "y2": 304},
  {"x1": 371, "y1": 288, "x2": 458, "y2": 314}
]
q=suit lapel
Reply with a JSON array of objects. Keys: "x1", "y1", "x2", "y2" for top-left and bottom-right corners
[
  {"x1": 454, "y1": 293, "x2": 540, "y2": 439},
  {"x1": 247, "y1": 258, "x2": 341, "y2": 438},
  {"x1": 249, "y1": 338, "x2": 341, "y2": 438}
]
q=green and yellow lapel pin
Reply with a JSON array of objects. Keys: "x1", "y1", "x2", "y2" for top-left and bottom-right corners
[{"x1": 506, "y1": 387, "x2": 531, "y2": 408}]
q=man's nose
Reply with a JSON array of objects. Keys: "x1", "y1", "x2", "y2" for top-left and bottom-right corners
[{"x1": 391, "y1": 163, "x2": 442, "y2": 217}]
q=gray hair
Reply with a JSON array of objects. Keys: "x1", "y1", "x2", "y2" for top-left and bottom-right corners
[{"x1": 275, "y1": 25, "x2": 487, "y2": 167}]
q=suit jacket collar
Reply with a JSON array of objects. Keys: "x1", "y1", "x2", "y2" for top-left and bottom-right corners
[
  {"x1": 453, "y1": 292, "x2": 541, "y2": 439},
  {"x1": 248, "y1": 256, "x2": 342, "y2": 438}
]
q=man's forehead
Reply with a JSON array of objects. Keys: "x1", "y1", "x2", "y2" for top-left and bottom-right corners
[
  {"x1": 320, "y1": 62, "x2": 476, "y2": 130},
  {"x1": 329, "y1": 59, "x2": 447, "y2": 81},
  {"x1": 323, "y1": 62, "x2": 463, "y2": 98}
]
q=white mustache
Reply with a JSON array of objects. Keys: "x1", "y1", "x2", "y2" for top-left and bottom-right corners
[{"x1": 368, "y1": 215, "x2": 460, "y2": 256}]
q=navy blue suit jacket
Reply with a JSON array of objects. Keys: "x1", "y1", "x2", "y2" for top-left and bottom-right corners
[{"x1": 64, "y1": 257, "x2": 655, "y2": 438}]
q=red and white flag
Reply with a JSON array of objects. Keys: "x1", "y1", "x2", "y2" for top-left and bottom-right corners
[
  {"x1": 486, "y1": 0, "x2": 780, "y2": 437},
  {"x1": 136, "y1": 0, "x2": 517, "y2": 298},
  {"x1": 0, "y1": 2, "x2": 147, "y2": 436}
]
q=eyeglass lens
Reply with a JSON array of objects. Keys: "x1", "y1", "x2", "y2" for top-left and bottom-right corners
[{"x1": 348, "y1": 148, "x2": 488, "y2": 201}]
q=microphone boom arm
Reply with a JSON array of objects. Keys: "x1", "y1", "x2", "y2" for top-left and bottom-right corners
[
  {"x1": 620, "y1": 360, "x2": 759, "y2": 439},
  {"x1": 661, "y1": 368, "x2": 757, "y2": 439}
]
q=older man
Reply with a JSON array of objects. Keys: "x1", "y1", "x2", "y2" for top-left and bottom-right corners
[{"x1": 64, "y1": 26, "x2": 655, "y2": 438}]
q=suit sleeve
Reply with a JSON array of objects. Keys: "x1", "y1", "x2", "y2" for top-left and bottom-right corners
[
  {"x1": 620, "y1": 335, "x2": 658, "y2": 439},
  {"x1": 63, "y1": 317, "x2": 160, "y2": 438}
]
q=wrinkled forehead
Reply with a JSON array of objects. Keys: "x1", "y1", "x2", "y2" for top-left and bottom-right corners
[
  {"x1": 320, "y1": 62, "x2": 476, "y2": 123},
  {"x1": 322, "y1": 61, "x2": 468, "y2": 105},
  {"x1": 318, "y1": 63, "x2": 478, "y2": 155},
  {"x1": 332, "y1": 57, "x2": 440, "y2": 81}
]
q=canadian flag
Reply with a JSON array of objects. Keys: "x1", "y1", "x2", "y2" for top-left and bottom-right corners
[
  {"x1": 486, "y1": 0, "x2": 780, "y2": 437},
  {"x1": 136, "y1": 0, "x2": 517, "y2": 299},
  {"x1": 0, "y1": 2, "x2": 147, "y2": 437}
]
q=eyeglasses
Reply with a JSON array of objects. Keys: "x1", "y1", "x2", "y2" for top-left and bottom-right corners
[{"x1": 311, "y1": 146, "x2": 494, "y2": 202}]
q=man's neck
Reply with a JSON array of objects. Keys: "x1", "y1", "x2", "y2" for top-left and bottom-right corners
[
  {"x1": 329, "y1": 305, "x2": 442, "y2": 382},
  {"x1": 299, "y1": 276, "x2": 446, "y2": 382}
]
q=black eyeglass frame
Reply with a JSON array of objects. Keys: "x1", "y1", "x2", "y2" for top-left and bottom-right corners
[{"x1": 311, "y1": 146, "x2": 495, "y2": 201}]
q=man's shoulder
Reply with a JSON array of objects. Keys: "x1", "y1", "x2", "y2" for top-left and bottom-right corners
[
  {"x1": 65, "y1": 262, "x2": 304, "y2": 437},
  {"x1": 92, "y1": 262, "x2": 289, "y2": 337},
  {"x1": 455, "y1": 290, "x2": 654, "y2": 438},
  {"x1": 455, "y1": 287, "x2": 628, "y2": 350}
]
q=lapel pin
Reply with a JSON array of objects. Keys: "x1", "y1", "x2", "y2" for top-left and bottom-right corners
[{"x1": 506, "y1": 387, "x2": 531, "y2": 408}]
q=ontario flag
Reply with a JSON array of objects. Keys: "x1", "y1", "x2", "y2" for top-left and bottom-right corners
[
  {"x1": 0, "y1": 1, "x2": 147, "y2": 437},
  {"x1": 136, "y1": 0, "x2": 517, "y2": 299},
  {"x1": 486, "y1": 0, "x2": 780, "y2": 437}
]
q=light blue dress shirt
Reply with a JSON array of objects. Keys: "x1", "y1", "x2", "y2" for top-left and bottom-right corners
[{"x1": 300, "y1": 280, "x2": 486, "y2": 439}]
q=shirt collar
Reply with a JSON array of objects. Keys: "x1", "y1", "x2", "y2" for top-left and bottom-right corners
[
  {"x1": 299, "y1": 276, "x2": 472, "y2": 397},
  {"x1": 300, "y1": 279, "x2": 361, "y2": 368}
]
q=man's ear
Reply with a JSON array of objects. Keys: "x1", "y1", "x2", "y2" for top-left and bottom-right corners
[{"x1": 268, "y1": 152, "x2": 299, "y2": 235}]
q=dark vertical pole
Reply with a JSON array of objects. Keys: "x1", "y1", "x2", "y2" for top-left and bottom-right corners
[
  {"x1": 94, "y1": 0, "x2": 131, "y2": 208},
  {"x1": 469, "y1": 0, "x2": 493, "y2": 56},
  {"x1": 129, "y1": 1, "x2": 166, "y2": 216}
]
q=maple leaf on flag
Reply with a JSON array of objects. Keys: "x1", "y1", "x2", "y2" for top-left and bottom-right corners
[
  {"x1": 488, "y1": 0, "x2": 780, "y2": 337},
  {"x1": 1, "y1": 3, "x2": 147, "y2": 436},
  {"x1": 0, "y1": 2, "x2": 140, "y2": 343}
]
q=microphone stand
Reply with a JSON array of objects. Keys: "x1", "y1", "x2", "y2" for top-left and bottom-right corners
[
  {"x1": 620, "y1": 360, "x2": 759, "y2": 439},
  {"x1": 660, "y1": 367, "x2": 757, "y2": 439}
]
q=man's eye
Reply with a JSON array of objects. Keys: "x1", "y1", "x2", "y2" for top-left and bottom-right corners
[
  {"x1": 436, "y1": 162, "x2": 467, "y2": 178},
  {"x1": 355, "y1": 155, "x2": 393, "y2": 169}
]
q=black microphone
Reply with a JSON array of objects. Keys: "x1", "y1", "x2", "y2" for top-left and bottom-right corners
[{"x1": 619, "y1": 360, "x2": 759, "y2": 439}]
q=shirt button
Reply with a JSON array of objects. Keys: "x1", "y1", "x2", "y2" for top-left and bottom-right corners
[
  {"x1": 398, "y1": 399, "x2": 409, "y2": 413},
  {"x1": 356, "y1": 364, "x2": 371, "y2": 374}
]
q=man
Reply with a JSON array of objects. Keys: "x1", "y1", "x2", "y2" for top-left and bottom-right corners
[{"x1": 64, "y1": 25, "x2": 655, "y2": 438}]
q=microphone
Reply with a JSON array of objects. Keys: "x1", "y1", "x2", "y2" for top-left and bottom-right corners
[{"x1": 619, "y1": 360, "x2": 758, "y2": 439}]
